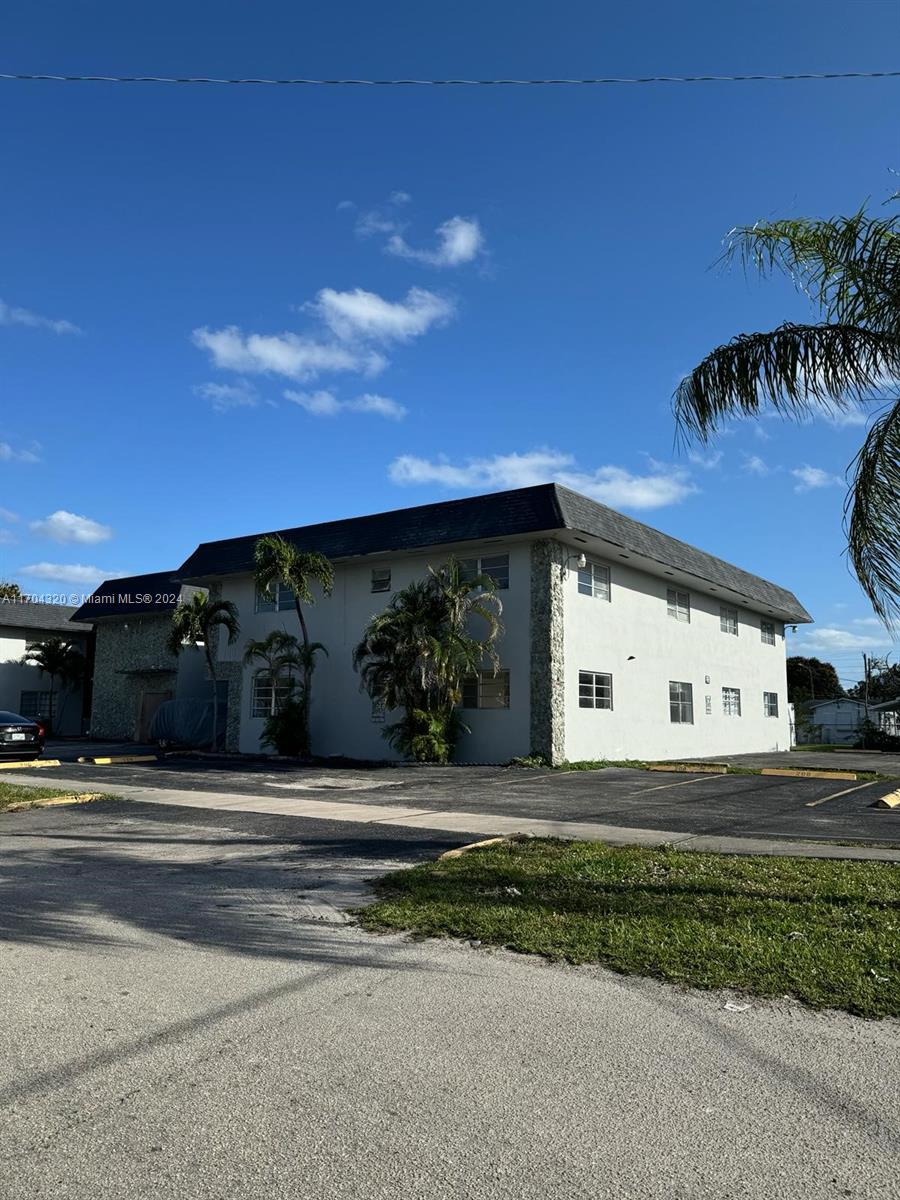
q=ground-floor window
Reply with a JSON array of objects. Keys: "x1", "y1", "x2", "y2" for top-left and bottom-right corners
[
  {"x1": 461, "y1": 670, "x2": 510, "y2": 709},
  {"x1": 371, "y1": 697, "x2": 386, "y2": 722},
  {"x1": 722, "y1": 687, "x2": 742, "y2": 717},
  {"x1": 763, "y1": 691, "x2": 779, "y2": 717},
  {"x1": 578, "y1": 671, "x2": 613, "y2": 709},
  {"x1": 250, "y1": 671, "x2": 298, "y2": 718},
  {"x1": 19, "y1": 691, "x2": 54, "y2": 719},
  {"x1": 669, "y1": 681, "x2": 693, "y2": 724}
]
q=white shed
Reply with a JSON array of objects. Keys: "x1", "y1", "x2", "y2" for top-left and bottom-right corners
[{"x1": 805, "y1": 698, "x2": 867, "y2": 745}]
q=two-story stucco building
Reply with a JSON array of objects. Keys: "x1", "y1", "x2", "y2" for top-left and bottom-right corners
[
  {"x1": 0, "y1": 599, "x2": 93, "y2": 735},
  {"x1": 169, "y1": 483, "x2": 811, "y2": 763}
]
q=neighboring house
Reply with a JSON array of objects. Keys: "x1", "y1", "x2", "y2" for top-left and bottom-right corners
[
  {"x1": 170, "y1": 483, "x2": 812, "y2": 763},
  {"x1": 70, "y1": 572, "x2": 207, "y2": 741},
  {"x1": 0, "y1": 599, "x2": 93, "y2": 734},
  {"x1": 804, "y1": 697, "x2": 868, "y2": 745}
]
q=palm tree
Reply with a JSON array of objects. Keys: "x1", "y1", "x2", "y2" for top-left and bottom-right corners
[
  {"x1": 21, "y1": 638, "x2": 85, "y2": 733},
  {"x1": 353, "y1": 558, "x2": 503, "y2": 762},
  {"x1": 253, "y1": 535, "x2": 334, "y2": 756},
  {"x1": 242, "y1": 630, "x2": 302, "y2": 717},
  {"x1": 167, "y1": 591, "x2": 240, "y2": 750},
  {"x1": 674, "y1": 202, "x2": 900, "y2": 622}
]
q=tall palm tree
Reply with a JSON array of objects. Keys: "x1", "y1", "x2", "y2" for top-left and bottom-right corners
[
  {"x1": 353, "y1": 558, "x2": 503, "y2": 762},
  {"x1": 21, "y1": 638, "x2": 85, "y2": 733},
  {"x1": 167, "y1": 591, "x2": 240, "y2": 750},
  {"x1": 242, "y1": 630, "x2": 302, "y2": 717},
  {"x1": 674, "y1": 202, "x2": 900, "y2": 622},
  {"x1": 253, "y1": 534, "x2": 334, "y2": 756}
]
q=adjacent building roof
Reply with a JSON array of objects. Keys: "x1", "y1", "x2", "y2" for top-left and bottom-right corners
[
  {"x1": 0, "y1": 599, "x2": 88, "y2": 635},
  {"x1": 70, "y1": 571, "x2": 182, "y2": 622},
  {"x1": 175, "y1": 483, "x2": 812, "y2": 622}
]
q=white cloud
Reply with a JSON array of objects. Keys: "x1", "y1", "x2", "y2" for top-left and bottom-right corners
[
  {"x1": 0, "y1": 299, "x2": 81, "y2": 335},
  {"x1": 791, "y1": 464, "x2": 844, "y2": 492},
  {"x1": 312, "y1": 286, "x2": 454, "y2": 343},
  {"x1": 687, "y1": 449, "x2": 722, "y2": 470},
  {"x1": 192, "y1": 325, "x2": 386, "y2": 383},
  {"x1": 0, "y1": 529, "x2": 17, "y2": 546},
  {"x1": 386, "y1": 216, "x2": 485, "y2": 268},
  {"x1": 852, "y1": 616, "x2": 885, "y2": 628},
  {"x1": 0, "y1": 507, "x2": 18, "y2": 523},
  {"x1": 742, "y1": 454, "x2": 770, "y2": 476},
  {"x1": 389, "y1": 449, "x2": 696, "y2": 510},
  {"x1": 792, "y1": 626, "x2": 889, "y2": 651},
  {"x1": 18, "y1": 562, "x2": 117, "y2": 586},
  {"x1": 285, "y1": 389, "x2": 406, "y2": 421},
  {"x1": 194, "y1": 380, "x2": 259, "y2": 412},
  {"x1": 0, "y1": 441, "x2": 41, "y2": 464},
  {"x1": 813, "y1": 402, "x2": 868, "y2": 429},
  {"x1": 30, "y1": 510, "x2": 112, "y2": 544}
]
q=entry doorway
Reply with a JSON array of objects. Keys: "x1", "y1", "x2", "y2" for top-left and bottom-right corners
[{"x1": 137, "y1": 690, "x2": 172, "y2": 742}]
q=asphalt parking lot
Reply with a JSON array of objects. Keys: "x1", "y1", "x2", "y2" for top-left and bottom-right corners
[
  {"x1": 7, "y1": 753, "x2": 900, "y2": 847},
  {"x1": 3, "y1": 798, "x2": 899, "y2": 1199}
]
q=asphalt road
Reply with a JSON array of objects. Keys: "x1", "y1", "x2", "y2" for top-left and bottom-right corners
[
  {"x1": 2, "y1": 800, "x2": 898, "y2": 1199},
  {"x1": 9, "y1": 755, "x2": 900, "y2": 846}
]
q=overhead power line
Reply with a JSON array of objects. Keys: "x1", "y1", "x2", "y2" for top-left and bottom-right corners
[{"x1": 2, "y1": 69, "x2": 900, "y2": 88}]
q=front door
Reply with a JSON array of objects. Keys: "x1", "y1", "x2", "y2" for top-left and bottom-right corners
[{"x1": 137, "y1": 690, "x2": 172, "y2": 742}]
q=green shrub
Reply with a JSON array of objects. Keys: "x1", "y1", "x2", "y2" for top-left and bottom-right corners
[{"x1": 261, "y1": 696, "x2": 308, "y2": 756}]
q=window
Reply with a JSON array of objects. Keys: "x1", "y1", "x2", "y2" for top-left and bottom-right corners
[
  {"x1": 255, "y1": 583, "x2": 295, "y2": 613},
  {"x1": 459, "y1": 554, "x2": 510, "y2": 590},
  {"x1": 19, "y1": 690, "x2": 53, "y2": 719},
  {"x1": 371, "y1": 697, "x2": 386, "y2": 723},
  {"x1": 667, "y1": 589, "x2": 690, "y2": 622},
  {"x1": 764, "y1": 692, "x2": 779, "y2": 718},
  {"x1": 722, "y1": 687, "x2": 742, "y2": 717},
  {"x1": 720, "y1": 606, "x2": 739, "y2": 636},
  {"x1": 251, "y1": 671, "x2": 297, "y2": 718},
  {"x1": 578, "y1": 671, "x2": 613, "y2": 709},
  {"x1": 371, "y1": 568, "x2": 391, "y2": 594},
  {"x1": 761, "y1": 620, "x2": 776, "y2": 645},
  {"x1": 577, "y1": 560, "x2": 611, "y2": 600},
  {"x1": 461, "y1": 670, "x2": 510, "y2": 709},
  {"x1": 669, "y1": 681, "x2": 693, "y2": 724}
]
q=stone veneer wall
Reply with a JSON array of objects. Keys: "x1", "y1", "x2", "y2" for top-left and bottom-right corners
[
  {"x1": 89, "y1": 615, "x2": 178, "y2": 739},
  {"x1": 529, "y1": 539, "x2": 567, "y2": 764}
]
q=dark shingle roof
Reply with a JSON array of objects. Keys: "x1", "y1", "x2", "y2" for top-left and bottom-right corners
[
  {"x1": 175, "y1": 483, "x2": 812, "y2": 622},
  {"x1": 70, "y1": 571, "x2": 182, "y2": 622},
  {"x1": 0, "y1": 600, "x2": 88, "y2": 634}
]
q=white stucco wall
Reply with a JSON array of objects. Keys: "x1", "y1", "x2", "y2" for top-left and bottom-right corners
[
  {"x1": 0, "y1": 627, "x2": 86, "y2": 734},
  {"x1": 562, "y1": 556, "x2": 792, "y2": 761},
  {"x1": 215, "y1": 542, "x2": 534, "y2": 763}
]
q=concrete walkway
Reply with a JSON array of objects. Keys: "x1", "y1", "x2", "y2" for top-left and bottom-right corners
[{"x1": 11, "y1": 769, "x2": 900, "y2": 862}]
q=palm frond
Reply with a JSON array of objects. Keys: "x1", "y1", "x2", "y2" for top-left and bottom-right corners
[
  {"x1": 724, "y1": 210, "x2": 900, "y2": 328},
  {"x1": 847, "y1": 398, "x2": 900, "y2": 623},
  {"x1": 674, "y1": 322, "x2": 900, "y2": 443}
]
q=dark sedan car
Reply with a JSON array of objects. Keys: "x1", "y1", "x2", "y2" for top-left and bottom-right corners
[{"x1": 0, "y1": 711, "x2": 45, "y2": 759}]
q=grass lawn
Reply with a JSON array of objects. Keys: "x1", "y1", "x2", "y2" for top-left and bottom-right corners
[
  {"x1": 358, "y1": 838, "x2": 900, "y2": 1019},
  {"x1": 0, "y1": 780, "x2": 94, "y2": 811}
]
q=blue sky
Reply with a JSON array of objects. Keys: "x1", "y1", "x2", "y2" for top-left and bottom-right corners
[{"x1": 3, "y1": 0, "x2": 900, "y2": 690}]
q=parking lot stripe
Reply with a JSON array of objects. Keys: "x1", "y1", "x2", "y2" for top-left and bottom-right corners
[
  {"x1": 804, "y1": 780, "x2": 882, "y2": 808},
  {"x1": 627, "y1": 775, "x2": 726, "y2": 796}
]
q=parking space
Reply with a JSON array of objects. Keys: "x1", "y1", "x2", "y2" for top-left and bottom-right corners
[{"x1": 4, "y1": 754, "x2": 899, "y2": 847}]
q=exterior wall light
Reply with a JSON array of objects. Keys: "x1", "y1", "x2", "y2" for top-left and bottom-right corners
[{"x1": 560, "y1": 552, "x2": 587, "y2": 579}]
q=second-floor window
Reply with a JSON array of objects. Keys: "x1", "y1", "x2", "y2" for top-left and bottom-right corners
[
  {"x1": 761, "y1": 620, "x2": 776, "y2": 645},
  {"x1": 577, "y1": 560, "x2": 611, "y2": 600},
  {"x1": 371, "y1": 568, "x2": 391, "y2": 593},
  {"x1": 720, "y1": 606, "x2": 739, "y2": 636},
  {"x1": 459, "y1": 553, "x2": 509, "y2": 590},
  {"x1": 255, "y1": 583, "x2": 295, "y2": 613},
  {"x1": 722, "y1": 686, "x2": 742, "y2": 716},
  {"x1": 461, "y1": 669, "x2": 510, "y2": 709},
  {"x1": 667, "y1": 589, "x2": 690, "y2": 622}
]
